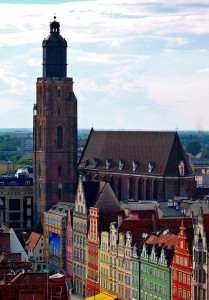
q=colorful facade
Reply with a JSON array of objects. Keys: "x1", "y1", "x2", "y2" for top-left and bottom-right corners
[
  {"x1": 86, "y1": 207, "x2": 100, "y2": 297},
  {"x1": 131, "y1": 245, "x2": 140, "y2": 300},
  {"x1": 193, "y1": 209, "x2": 208, "y2": 300},
  {"x1": 65, "y1": 209, "x2": 73, "y2": 280},
  {"x1": 124, "y1": 231, "x2": 132, "y2": 300},
  {"x1": 171, "y1": 221, "x2": 193, "y2": 300},
  {"x1": 44, "y1": 202, "x2": 73, "y2": 272},
  {"x1": 118, "y1": 232, "x2": 125, "y2": 299},
  {"x1": 100, "y1": 231, "x2": 110, "y2": 294}
]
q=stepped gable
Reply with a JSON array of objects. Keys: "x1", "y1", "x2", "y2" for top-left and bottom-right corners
[
  {"x1": 98, "y1": 210, "x2": 125, "y2": 233},
  {"x1": 25, "y1": 232, "x2": 41, "y2": 250},
  {"x1": 79, "y1": 129, "x2": 192, "y2": 176},
  {"x1": 119, "y1": 219, "x2": 153, "y2": 248}
]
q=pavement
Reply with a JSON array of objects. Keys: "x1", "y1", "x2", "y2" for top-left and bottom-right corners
[{"x1": 71, "y1": 293, "x2": 85, "y2": 300}]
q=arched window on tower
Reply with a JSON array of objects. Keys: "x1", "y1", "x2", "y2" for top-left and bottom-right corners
[
  {"x1": 39, "y1": 125, "x2": 42, "y2": 149},
  {"x1": 57, "y1": 126, "x2": 63, "y2": 150}
]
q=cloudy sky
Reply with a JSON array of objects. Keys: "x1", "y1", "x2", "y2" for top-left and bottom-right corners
[{"x1": 1, "y1": 0, "x2": 209, "y2": 130}]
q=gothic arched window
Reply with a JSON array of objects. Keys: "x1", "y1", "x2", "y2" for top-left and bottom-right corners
[{"x1": 57, "y1": 126, "x2": 63, "y2": 150}]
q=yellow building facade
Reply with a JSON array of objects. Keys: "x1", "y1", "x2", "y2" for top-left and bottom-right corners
[{"x1": 99, "y1": 232, "x2": 110, "y2": 294}]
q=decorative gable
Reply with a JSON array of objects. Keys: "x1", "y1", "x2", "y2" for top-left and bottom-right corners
[
  {"x1": 141, "y1": 243, "x2": 149, "y2": 261},
  {"x1": 159, "y1": 247, "x2": 167, "y2": 266},
  {"x1": 132, "y1": 244, "x2": 139, "y2": 259},
  {"x1": 126, "y1": 231, "x2": 132, "y2": 247},
  {"x1": 149, "y1": 245, "x2": 158, "y2": 263}
]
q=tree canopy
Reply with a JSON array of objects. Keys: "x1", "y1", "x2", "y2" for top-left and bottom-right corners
[{"x1": 185, "y1": 141, "x2": 201, "y2": 156}]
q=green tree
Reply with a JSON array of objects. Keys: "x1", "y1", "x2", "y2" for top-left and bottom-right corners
[
  {"x1": 186, "y1": 141, "x2": 201, "y2": 156},
  {"x1": 18, "y1": 159, "x2": 32, "y2": 166},
  {"x1": 202, "y1": 145, "x2": 209, "y2": 159}
]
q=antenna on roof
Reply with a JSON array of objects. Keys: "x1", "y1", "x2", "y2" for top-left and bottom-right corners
[{"x1": 175, "y1": 126, "x2": 178, "y2": 132}]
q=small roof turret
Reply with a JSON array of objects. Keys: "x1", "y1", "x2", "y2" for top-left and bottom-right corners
[{"x1": 50, "y1": 16, "x2": 60, "y2": 33}]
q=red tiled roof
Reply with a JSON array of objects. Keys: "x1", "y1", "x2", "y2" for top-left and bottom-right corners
[
  {"x1": 155, "y1": 218, "x2": 194, "y2": 248},
  {"x1": 119, "y1": 219, "x2": 153, "y2": 248},
  {"x1": 79, "y1": 130, "x2": 192, "y2": 176},
  {"x1": 26, "y1": 232, "x2": 41, "y2": 249}
]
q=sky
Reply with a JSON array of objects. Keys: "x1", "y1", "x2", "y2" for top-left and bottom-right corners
[{"x1": 1, "y1": 0, "x2": 209, "y2": 130}]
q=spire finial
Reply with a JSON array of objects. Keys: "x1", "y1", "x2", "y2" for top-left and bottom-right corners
[{"x1": 54, "y1": 14, "x2": 56, "y2": 21}]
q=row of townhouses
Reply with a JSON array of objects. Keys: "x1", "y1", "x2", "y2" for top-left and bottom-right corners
[{"x1": 42, "y1": 176, "x2": 209, "y2": 300}]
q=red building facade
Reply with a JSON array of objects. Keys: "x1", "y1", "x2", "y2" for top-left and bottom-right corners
[
  {"x1": 33, "y1": 18, "x2": 77, "y2": 231},
  {"x1": 86, "y1": 207, "x2": 100, "y2": 297},
  {"x1": 171, "y1": 221, "x2": 193, "y2": 300}
]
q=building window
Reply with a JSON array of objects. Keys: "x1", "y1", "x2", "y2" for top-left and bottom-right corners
[
  {"x1": 57, "y1": 126, "x2": 63, "y2": 150},
  {"x1": 174, "y1": 286, "x2": 177, "y2": 296},
  {"x1": 58, "y1": 165, "x2": 62, "y2": 177},
  {"x1": 163, "y1": 286, "x2": 167, "y2": 296},
  {"x1": 179, "y1": 161, "x2": 185, "y2": 176},
  {"x1": 177, "y1": 255, "x2": 179, "y2": 264}
]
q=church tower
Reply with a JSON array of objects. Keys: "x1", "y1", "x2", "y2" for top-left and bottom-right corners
[{"x1": 33, "y1": 17, "x2": 77, "y2": 232}]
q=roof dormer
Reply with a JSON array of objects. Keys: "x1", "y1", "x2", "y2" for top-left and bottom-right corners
[
  {"x1": 148, "y1": 161, "x2": 155, "y2": 173},
  {"x1": 93, "y1": 158, "x2": 98, "y2": 168},
  {"x1": 133, "y1": 160, "x2": 138, "y2": 172},
  {"x1": 119, "y1": 159, "x2": 125, "y2": 171},
  {"x1": 106, "y1": 159, "x2": 112, "y2": 170},
  {"x1": 179, "y1": 161, "x2": 185, "y2": 176}
]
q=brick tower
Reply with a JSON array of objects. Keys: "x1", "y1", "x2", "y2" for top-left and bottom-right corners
[{"x1": 33, "y1": 17, "x2": 77, "y2": 232}]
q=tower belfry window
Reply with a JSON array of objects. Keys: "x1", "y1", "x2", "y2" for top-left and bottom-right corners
[{"x1": 57, "y1": 126, "x2": 63, "y2": 150}]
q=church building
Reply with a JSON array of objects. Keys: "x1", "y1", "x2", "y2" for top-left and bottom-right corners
[
  {"x1": 78, "y1": 129, "x2": 195, "y2": 201},
  {"x1": 33, "y1": 18, "x2": 78, "y2": 232}
]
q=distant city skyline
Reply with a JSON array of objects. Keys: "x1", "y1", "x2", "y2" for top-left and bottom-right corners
[{"x1": 1, "y1": 0, "x2": 209, "y2": 130}]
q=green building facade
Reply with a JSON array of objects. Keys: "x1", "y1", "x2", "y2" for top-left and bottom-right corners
[
  {"x1": 131, "y1": 245, "x2": 140, "y2": 300},
  {"x1": 140, "y1": 243, "x2": 171, "y2": 300}
]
